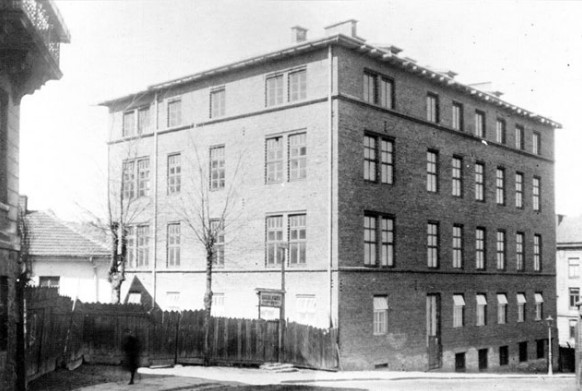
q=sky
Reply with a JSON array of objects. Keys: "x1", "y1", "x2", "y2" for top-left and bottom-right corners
[{"x1": 20, "y1": 0, "x2": 582, "y2": 221}]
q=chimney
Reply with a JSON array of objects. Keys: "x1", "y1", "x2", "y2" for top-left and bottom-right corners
[
  {"x1": 324, "y1": 19, "x2": 361, "y2": 39},
  {"x1": 291, "y1": 26, "x2": 308, "y2": 44},
  {"x1": 19, "y1": 195, "x2": 27, "y2": 213}
]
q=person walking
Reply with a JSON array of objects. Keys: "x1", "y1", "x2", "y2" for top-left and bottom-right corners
[{"x1": 121, "y1": 329, "x2": 140, "y2": 385}]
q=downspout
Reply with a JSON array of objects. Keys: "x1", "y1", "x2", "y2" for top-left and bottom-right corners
[
  {"x1": 151, "y1": 92, "x2": 159, "y2": 311},
  {"x1": 327, "y1": 44, "x2": 334, "y2": 329}
]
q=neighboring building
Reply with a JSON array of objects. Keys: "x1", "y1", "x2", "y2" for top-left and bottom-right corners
[
  {"x1": 0, "y1": 1, "x2": 69, "y2": 389},
  {"x1": 557, "y1": 215, "x2": 582, "y2": 347},
  {"x1": 101, "y1": 21, "x2": 559, "y2": 371},
  {"x1": 23, "y1": 205, "x2": 111, "y2": 303}
]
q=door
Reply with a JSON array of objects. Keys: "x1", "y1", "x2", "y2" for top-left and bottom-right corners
[{"x1": 426, "y1": 294, "x2": 442, "y2": 369}]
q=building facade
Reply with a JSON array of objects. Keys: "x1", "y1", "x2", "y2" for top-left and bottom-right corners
[
  {"x1": 0, "y1": 1, "x2": 69, "y2": 389},
  {"x1": 102, "y1": 20, "x2": 559, "y2": 371}
]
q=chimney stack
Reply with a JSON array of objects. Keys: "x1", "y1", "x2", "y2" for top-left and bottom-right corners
[
  {"x1": 324, "y1": 19, "x2": 361, "y2": 39},
  {"x1": 291, "y1": 26, "x2": 308, "y2": 44}
]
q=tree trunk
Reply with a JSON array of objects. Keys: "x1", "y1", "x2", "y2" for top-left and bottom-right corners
[{"x1": 202, "y1": 247, "x2": 214, "y2": 366}]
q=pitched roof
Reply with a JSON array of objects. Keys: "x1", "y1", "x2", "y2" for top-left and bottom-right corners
[
  {"x1": 557, "y1": 215, "x2": 582, "y2": 246},
  {"x1": 25, "y1": 210, "x2": 110, "y2": 257}
]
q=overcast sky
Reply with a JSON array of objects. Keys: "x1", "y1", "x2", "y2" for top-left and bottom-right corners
[{"x1": 20, "y1": 0, "x2": 582, "y2": 221}]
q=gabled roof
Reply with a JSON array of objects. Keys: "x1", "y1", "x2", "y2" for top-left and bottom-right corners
[
  {"x1": 557, "y1": 215, "x2": 582, "y2": 246},
  {"x1": 25, "y1": 210, "x2": 110, "y2": 257}
]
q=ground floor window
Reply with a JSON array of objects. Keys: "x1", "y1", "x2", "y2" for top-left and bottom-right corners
[
  {"x1": 536, "y1": 339, "x2": 546, "y2": 359},
  {"x1": 455, "y1": 352, "x2": 465, "y2": 371},
  {"x1": 478, "y1": 348, "x2": 488, "y2": 370},
  {"x1": 499, "y1": 345, "x2": 509, "y2": 366},
  {"x1": 519, "y1": 341, "x2": 528, "y2": 362}
]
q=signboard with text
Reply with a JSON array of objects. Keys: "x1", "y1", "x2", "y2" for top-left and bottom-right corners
[{"x1": 259, "y1": 291, "x2": 283, "y2": 308}]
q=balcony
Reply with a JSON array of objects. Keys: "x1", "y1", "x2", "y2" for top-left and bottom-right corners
[{"x1": 0, "y1": 0, "x2": 70, "y2": 98}]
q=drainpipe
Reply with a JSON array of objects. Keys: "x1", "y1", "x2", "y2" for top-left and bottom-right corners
[
  {"x1": 327, "y1": 44, "x2": 334, "y2": 329},
  {"x1": 151, "y1": 92, "x2": 159, "y2": 311}
]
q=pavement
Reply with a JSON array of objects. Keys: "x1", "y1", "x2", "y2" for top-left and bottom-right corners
[{"x1": 75, "y1": 364, "x2": 576, "y2": 391}]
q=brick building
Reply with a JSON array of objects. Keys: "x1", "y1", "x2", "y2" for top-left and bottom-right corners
[
  {"x1": 101, "y1": 20, "x2": 559, "y2": 371},
  {"x1": 0, "y1": 1, "x2": 69, "y2": 389}
]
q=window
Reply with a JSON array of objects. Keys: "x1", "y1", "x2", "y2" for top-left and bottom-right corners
[
  {"x1": 536, "y1": 339, "x2": 546, "y2": 359},
  {"x1": 496, "y1": 167, "x2": 505, "y2": 205},
  {"x1": 364, "y1": 135, "x2": 377, "y2": 182},
  {"x1": 570, "y1": 320, "x2": 577, "y2": 339},
  {"x1": 515, "y1": 172, "x2": 523, "y2": 208},
  {"x1": 533, "y1": 132, "x2": 541, "y2": 155},
  {"x1": 452, "y1": 225, "x2": 463, "y2": 269},
  {"x1": 167, "y1": 223, "x2": 181, "y2": 267},
  {"x1": 455, "y1": 353, "x2": 466, "y2": 372},
  {"x1": 211, "y1": 293, "x2": 225, "y2": 316},
  {"x1": 533, "y1": 177, "x2": 541, "y2": 211},
  {"x1": 475, "y1": 227, "x2": 486, "y2": 270},
  {"x1": 137, "y1": 159, "x2": 150, "y2": 197},
  {"x1": 363, "y1": 71, "x2": 394, "y2": 109},
  {"x1": 289, "y1": 69, "x2": 307, "y2": 102},
  {"x1": 126, "y1": 225, "x2": 150, "y2": 268},
  {"x1": 137, "y1": 106, "x2": 150, "y2": 134},
  {"x1": 122, "y1": 160, "x2": 135, "y2": 199},
  {"x1": 122, "y1": 111, "x2": 135, "y2": 137},
  {"x1": 516, "y1": 232, "x2": 525, "y2": 271},
  {"x1": 453, "y1": 294, "x2": 465, "y2": 328},
  {"x1": 452, "y1": 156, "x2": 463, "y2": 197},
  {"x1": 210, "y1": 88, "x2": 225, "y2": 118},
  {"x1": 476, "y1": 294, "x2": 487, "y2": 326},
  {"x1": 496, "y1": 118, "x2": 506, "y2": 144},
  {"x1": 515, "y1": 125, "x2": 524, "y2": 150},
  {"x1": 266, "y1": 216, "x2": 284, "y2": 266},
  {"x1": 373, "y1": 296, "x2": 388, "y2": 335},
  {"x1": 166, "y1": 291, "x2": 181, "y2": 312},
  {"x1": 266, "y1": 74, "x2": 284, "y2": 106},
  {"x1": 452, "y1": 102, "x2": 463, "y2": 131},
  {"x1": 296, "y1": 295, "x2": 316, "y2": 326},
  {"x1": 497, "y1": 293, "x2": 508, "y2": 324},
  {"x1": 426, "y1": 93, "x2": 439, "y2": 123},
  {"x1": 380, "y1": 139, "x2": 394, "y2": 184},
  {"x1": 210, "y1": 146, "x2": 225, "y2": 190},
  {"x1": 517, "y1": 293, "x2": 526, "y2": 322},
  {"x1": 519, "y1": 342, "x2": 528, "y2": 362},
  {"x1": 427, "y1": 150, "x2": 438, "y2": 192},
  {"x1": 478, "y1": 349, "x2": 488, "y2": 370},
  {"x1": 39, "y1": 276, "x2": 60, "y2": 288},
  {"x1": 475, "y1": 163, "x2": 485, "y2": 201},
  {"x1": 475, "y1": 110, "x2": 485, "y2": 138},
  {"x1": 499, "y1": 346, "x2": 509, "y2": 366},
  {"x1": 123, "y1": 157, "x2": 150, "y2": 200},
  {"x1": 569, "y1": 288, "x2": 580, "y2": 309},
  {"x1": 167, "y1": 99, "x2": 182, "y2": 128},
  {"x1": 289, "y1": 214, "x2": 306, "y2": 265},
  {"x1": 167, "y1": 154, "x2": 181, "y2": 194},
  {"x1": 427, "y1": 222, "x2": 439, "y2": 268},
  {"x1": 533, "y1": 234, "x2": 541, "y2": 272},
  {"x1": 364, "y1": 134, "x2": 393, "y2": 184},
  {"x1": 496, "y1": 230, "x2": 505, "y2": 270},
  {"x1": 289, "y1": 133, "x2": 307, "y2": 181},
  {"x1": 211, "y1": 219, "x2": 225, "y2": 267},
  {"x1": 569, "y1": 258, "x2": 580, "y2": 278},
  {"x1": 364, "y1": 214, "x2": 394, "y2": 267},
  {"x1": 266, "y1": 137, "x2": 284, "y2": 183},
  {"x1": 127, "y1": 292, "x2": 141, "y2": 304},
  {"x1": 534, "y1": 293, "x2": 544, "y2": 321},
  {"x1": 0, "y1": 277, "x2": 7, "y2": 350}
]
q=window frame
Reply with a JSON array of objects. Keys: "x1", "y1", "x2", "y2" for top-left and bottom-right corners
[
  {"x1": 569, "y1": 258, "x2": 580, "y2": 279},
  {"x1": 533, "y1": 131, "x2": 541, "y2": 155},
  {"x1": 475, "y1": 162, "x2": 485, "y2": 202},
  {"x1": 427, "y1": 221, "x2": 439, "y2": 268},
  {"x1": 534, "y1": 293, "x2": 544, "y2": 321},
  {"x1": 288, "y1": 69, "x2": 307, "y2": 102},
  {"x1": 515, "y1": 172, "x2": 524, "y2": 208},
  {"x1": 476, "y1": 294, "x2": 487, "y2": 326},
  {"x1": 517, "y1": 293, "x2": 527, "y2": 322},
  {"x1": 474, "y1": 110, "x2": 486, "y2": 138},
  {"x1": 533, "y1": 234, "x2": 542, "y2": 272},
  {"x1": 288, "y1": 214, "x2": 307, "y2": 265},
  {"x1": 452, "y1": 101, "x2": 464, "y2": 131},
  {"x1": 496, "y1": 118, "x2": 506, "y2": 144},
  {"x1": 373, "y1": 296, "x2": 389, "y2": 335},
  {"x1": 452, "y1": 156, "x2": 463, "y2": 197},
  {"x1": 210, "y1": 145, "x2": 226, "y2": 190},
  {"x1": 265, "y1": 73, "x2": 284, "y2": 107},
  {"x1": 496, "y1": 167, "x2": 505, "y2": 205},
  {"x1": 210, "y1": 87, "x2": 226, "y2": 118},
  {"x1": 166, "y1": 223, "x2": 181, "y2": 268},
  {"x1": 363, "y1": 70, "x2": 395, "y2": 109},
  {"x1": 426, "y1": 92, "x2": 439, "y2": 123},
  {"x1": 122, "y1": 157, "x2": 150, "y2": 200},
  {"x1": 167, "y1": 98, "x2": 182, "y2": 128},
  {"x1": 515, "y1": 125, "x2": 524, "y2": 150},
  {"x1": 452, "y1": 224, "x2": 463, "y2": 269},
  {"x1": 426, "y1": 150, "x2": 439, "y2": 193},
  {"x1": 475, "y1": 227, "x2": 486, "y2": 270},
  {"x1": 167, "y1": 153, "x2": 181, "y2": 194},
  {"x1": 210, "y1": 219, "x2": 225, "y2": 267},
  {"x1": 364, "y1": 133, "x2": 394, "y2": 184},
  {"x1": 569, "y1": 287, "x2": 580, "y2": 309},
  {"x1": 453, "y1": 294, "x2": 465, "y2": 328},
  {"x1": 533, "y1": 176, "x2": 541, "y2": 211},
  {"x1": 289, "y1": 132, "x2": 307, "y2": 181},
  {"x1": 496, "y1": 230, "x2": 506, "y2": 270},
  {"x1": 516, "y1": 232, "x2": 525, "y2": 271},
  {"x1": 364, "y1": 213, "x2": 395, "y2": 267},
  {"x1": 497, "y1": 293, "x2": 508, "y2": 324}
]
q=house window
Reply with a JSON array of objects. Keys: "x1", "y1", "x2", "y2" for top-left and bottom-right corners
[
  {"x1": 475, "y1": 163, "x2": 485, "y2": 201},
  {"x1": 210, "y1": 88, "x2": 225, "y2": 118},
  {"x1": 533, "y1": 177, "x2": 541, "y2": 211},
  {"x1": 266, "y1": 216, "x2": 284, "y2": 266},
  {"x1": 476, "y1": 294, "x2": 487, "y2": 326},
  {"x1": 166, "y1": 291, "x2": 181, "y2": 312},
  {"x1": 452, "y1": 102, "x2": 463, "y2": 131},
  {"x1": 452, "y1": 156, "x2": 463, "y2": 197},
  {"x1": 452, "y1": 225, "x2": 463, "y2": 269},
  {"x1": 137, "y1": 106, "x2": 150, "y2": 134},
  {"x1": 496, "y1": 230, "x2": 505, "y2": 270},
  {"x1": 497, "y1": 293, "x2": 508, "y2": 324},
  {"x1": 211, "y1": 293, "x2": 225, "y2": 317},
  {"x1": 373, "y1": 296, "x2": 388, "y2": 335},
  {"x1": 534, "y1": 293, "x2": 544, "y2": 321},
  {"x1": 210, "y1": 146, "x2": 226, "y2": 190},
  {"x1": 515, "y1": 172, "x2": 523, "y2": 208},
  {"x1": 499, "y1": 346, "x2": 509, "y2": 366},
  {"x1": 167, "y1": 99, "x2": 182, "y2": 128},
  {"x1": 137, "y1": 159, "x2": 150, "y2": 197},
  {"x1": 534, "y1": 234, "x2": 541, "y2": 272},
  {"x1": 537, "y1": 339, "x2": 546, "y2": 359},
  {"x1": 289, "y1": 133, "x2": 307, "y2": 180},
  {"x1": 0, "y1": 277, "x2": 7, "y2": 350},
  {"x1": 570, "y1": 320, "x2": 577, "y2": 339},
  {"x1": 123, "y1": 157, "x2": 150, "y2": 200},
  {"x1": 517, "y1": 293, "x2": 526, "y2": 322},
  {"x1": 475, "y1": 110, "x2": 485, "y2": 138},
  {"x1": 380, "y1": 139, "x2": 394, "y2": 184},
  {"x1": 516, "y1": 232, "x2": 525, "y2": 271},
  {"x1": 266, "y1": 137, "x2": 284, "y2": 183},
  {"x1": 289, "y1": 214, "x2": 306, "y2": 265},
  {"x1": 122, "y1": 160, "x2": 136, "y2": 199},
  {"x1": 475, "y1": 227, "x2": 486, "y2": 270},
  {"x1": 364, "y1": 134, "x2": 393, "y2": 184},
  {"x1": 136, "y1": 225, "x2": 150, "y2": 267},
  {"x1": 569, "y1": 258, "x2": 580, "y2": 278},
  {"x1": 363, "y1": 72, "x2": 394, "y2": 109},
  {"x1": 167, "y1": 223, "x2": 181, "y2": 267},
  {"x1": 167, "y1": 154, "x2": 181, "y2": 194},
  {"x1": 427, "y1": 222, "x2": 439, "y2": 268},
  {"x1": 427, "y1": 150, "x2": 438, "y2": 192},
  {"x1": 122, "y1": 111, "x2": 135, "y2": 137},
  {"x1": 533, "y1": 132, "x2": 541, "y2": 155},
  {"x1": 426, "y1": 93, "x2": 439, "y2": 123},
  {"x1": 210, "y1": 219, "x2": 225, "y2": 267},
  {"x1": 453, "y1": 294, "x2": 465, "y2": 328},
  {"x1": 519, "y1": 342, "x2": 528, "y2": 362},
  {"x1": 569, "y1": 288, "x2": 580, "y2": 309},
  {"x1": 515, "y1": 125, "x2": 524, "y2": 150},
  {"x1": 266, "y1": 74, "x2": 284, "y2": 106},
  {"x1": 296, "y1": 295, "x2": 316, "y2": 326},
  {"x1": 364, "y1": 135, "x2": 377, "y2": 181},
  {"x1": 380, "y1": 216, "x2": 394, "y2": 267},
  {"x1": 478, "y1": 349, "x2": 488, "y2": 371},
  {"x1": 39, "y1": 276, "x2": 60, "y2": 288},
  {"x1": 289, "y1": 69, "x2": 307, "y2": 102},
  {"x1": 364, "y1": 215, "x2": 377, "y2": 266},
  {"x1": 496, "y1": 167, "x2": 505, "y2": 205},
  {"x1": 496, "y1": 118, "x2": 506, "y2": 144},
  {"x1": 364, "y1": 214, "x2": 394, "y2": 267}
]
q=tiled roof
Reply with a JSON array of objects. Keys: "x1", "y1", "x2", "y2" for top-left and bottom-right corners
[
  {"x1": 25, "y1": 210, "x2": 110, "y2": 257},
  {"x1": 557, "y1": 215, "x2": 582, "y2": 245}
]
